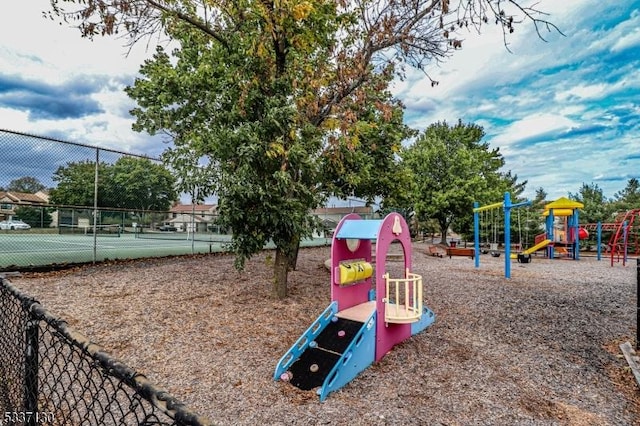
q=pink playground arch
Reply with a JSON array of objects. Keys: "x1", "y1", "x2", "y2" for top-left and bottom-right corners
[{"x1": 331, "y1": 212, "x2": 415, "y2": 362}]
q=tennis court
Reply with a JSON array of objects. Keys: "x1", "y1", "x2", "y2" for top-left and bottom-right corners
[{"x1": 0, "y1": 230, "x2": 330, "y2": 270}]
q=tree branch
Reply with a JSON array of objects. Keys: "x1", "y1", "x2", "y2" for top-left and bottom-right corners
[{"x1": 144, "y1": 0, "x2": 230, "y2": 50}]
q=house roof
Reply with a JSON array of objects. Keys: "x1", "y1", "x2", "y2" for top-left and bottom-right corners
[
  {"x1": 0, "y1": 191, "x2": 48, "y2": 204},
  {"x1": 170, "y1": 204, "x2": 217, "y2": 213},
  {"x1": 168, "y1": 215, "x2": 208, "y2": 223}
]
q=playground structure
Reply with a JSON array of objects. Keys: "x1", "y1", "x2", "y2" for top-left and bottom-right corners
[
  {"x1": 473, "y1": 192, "x2": 531, "y2": 278},
  {"x1": 274, "y1": 212, "x2": 435, "y2": 401},
  {"x1": 536, "y1": 197, "x2": 587, "y2": 260},
  {"x1": 583, "y1": 209, "x2": 640, "y2": 266},
  {"x1": 505, "y1": 197, "x2": 638, "y2": 266},
  {"x1": 478, "y1": 196, "x2": 589, "y2": 265}
]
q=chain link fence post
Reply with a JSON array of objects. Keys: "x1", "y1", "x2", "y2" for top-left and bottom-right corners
[
  {"x1": 93, "y1": 147, "x2": 100, "y2": 263},
  {"x1": 24, "y1": 317, "x2": 39, "y2": 426}
]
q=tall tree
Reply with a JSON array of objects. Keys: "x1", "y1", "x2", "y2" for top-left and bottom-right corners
[
  {"x1": 49, "y1": 161, "x2": 111, "y2": 207},
  {"x1": 49, "y1": 158, "x2": 176, "y2": 210},
  {"x1": 110, "y1": 157, "x2": 177, "y2": 211},
  {"x1": 120, "y1": 1, "x2": 424, "y2": 298},
  {"x1": 533, "y1": 187, "x2": 548, "y2": 206},
  {"x1": 612, "y1": 178, "x2": 640, "y2": 213},
  {"x1": 401, "y1": 120, "x2": 520, "y2": 244},
  {"x1": 569, "y1": 182, "x2": 612, "y2": 224},
  {"x1": 7, "y1": 177, "x2": 46, "y2": 193},
  {"x1": 48, "y1": 0, "x2": 561, "y2": 298}
]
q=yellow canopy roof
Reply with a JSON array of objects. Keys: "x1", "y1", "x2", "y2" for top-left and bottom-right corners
[
  {"x1": 544, "y1": 197, "x2": 584, "y2": 211},
  {"x1": 542, "y1": 208, "x2": 574, "y2": 217}
]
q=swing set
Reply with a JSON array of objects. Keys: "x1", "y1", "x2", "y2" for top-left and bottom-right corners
[
  {"x1": 479, "y1": 207, "x2": 502, "y2": 255},
  {"x1": 473, "y1": 192, "x2": 531, "y2": 278},
  {"x1": 479, "y1": 205, "x2": 528, "y2": 255}
]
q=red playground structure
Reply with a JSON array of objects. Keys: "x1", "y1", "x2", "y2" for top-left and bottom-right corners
[{"x1": 583, "y1": 209, "x2": 640, "y2": 266}]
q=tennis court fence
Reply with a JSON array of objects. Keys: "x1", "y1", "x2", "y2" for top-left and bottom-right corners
[
  {"x1": 0, "y1": 276, "x2": 212, "y2": 425},
  {"x1": 0, "y1": 129, "x2": 242, "y2": 269},
  {"x1": 0, "y1": 129, "x2": 366, "y2": 270}
]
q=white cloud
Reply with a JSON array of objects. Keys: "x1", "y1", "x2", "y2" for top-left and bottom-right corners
[
  {"x1": 395, "y1": 0, "x2": 640, "y2": 201},
  {"x1": 554, "y1": 83, "x2": 608, "y2": 102},
  {"x1": 493, "y1": 114, "x2": 575, "y2": 146},
  {"x1": 558, "y1": 105, "x2": 586, "y2": 116},
  {"x1": 1, "y1": 1, "x2": 151, "y2": 78},
  {"x1": 0, "y1": 108, "x2": 31, "y2": 129},
  {"x1": 0, "y1": 0, "x2": 163, "y2": 155},
  {"x1": 610, "y1": 27, "x2": 640, "y2": 52}
]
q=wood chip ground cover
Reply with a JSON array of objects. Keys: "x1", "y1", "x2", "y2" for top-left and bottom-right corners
[{"x1": 10, "y1": 243, "x2": 640, "y2": 425}]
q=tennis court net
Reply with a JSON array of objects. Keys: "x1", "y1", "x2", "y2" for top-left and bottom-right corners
[
  {"x1": 59, "y1": 224, "x2": 122, "y2": 237},
  {"x1": 134, "y1": 228, "x2": 231, "y2": 243}
]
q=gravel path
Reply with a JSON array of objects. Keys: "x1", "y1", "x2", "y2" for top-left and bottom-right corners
[{"x1": 10, "y1": 244, "x2": 640, "y2": 425}]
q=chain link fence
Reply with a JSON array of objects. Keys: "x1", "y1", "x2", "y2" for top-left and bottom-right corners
[
  {"x1": 0, "y1": 276, "x2": 211, "y2": 425},
  {"x1": 0, "y1": 129, "x2": 234, "y2": 270},
  {"x1": 0, "y1": 129, "x2": 335, "y2": 271}
]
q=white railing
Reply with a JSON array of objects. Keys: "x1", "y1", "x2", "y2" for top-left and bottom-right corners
[{"x1": 383, "y1": 269, "x2": 423, "y2": 324}]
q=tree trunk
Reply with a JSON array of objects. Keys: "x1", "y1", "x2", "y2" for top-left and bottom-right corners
[
  {"x1": 288, "y1": 234, "x2": 301, "y2": 271},
  {"x1": 273, "y1": 246, "x2": 290, "y2": 299},
  {"x1": 439, "y1": 221, "x2": 448, "y2": 245}
]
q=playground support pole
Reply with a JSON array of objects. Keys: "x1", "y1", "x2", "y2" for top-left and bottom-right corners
[
  {"x1": 637, "y1": 258, "x2": 639, "y2": 349},
  {"x1": 474, "y1": 202, "x2": 480, "y2": 269},
  {"x1": 546, "y1": 211, "x2": 554, "y2": 259},
  {"x1": 624, "y1": 221, "x2": 629, "y2": 267},
  {"x1": 597, "y1": 222, "x2": 602, "y2": 261},
  {"x1": 473, "y1": 201, "x2": 505, "y2": 213},
  {"x1": 474, "y1": 193, "x2": 530, "y2": 279},
  {"x1": 504, "y1": 192, "x2": 512, "y2": 279},
  {"x1": 573, "y1": 209, "x2": 580, "y2": 260}
]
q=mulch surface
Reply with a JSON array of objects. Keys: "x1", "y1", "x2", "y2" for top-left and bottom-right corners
[{"x1": 10, "y1": 243, "x2": 640, "y2": 425}]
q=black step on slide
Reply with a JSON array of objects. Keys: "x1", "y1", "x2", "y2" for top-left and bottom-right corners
[{"x1": 288, "y1": 317, "x2": 363, "y2": 391}]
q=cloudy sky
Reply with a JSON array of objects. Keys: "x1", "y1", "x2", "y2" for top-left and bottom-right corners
[{"x1": 1, "y1": 0, "x2": 638, "y2": 201}]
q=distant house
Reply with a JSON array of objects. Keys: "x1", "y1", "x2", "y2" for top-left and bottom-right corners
[
  {"x1": 0, "y1": 191, "x2": 48, "y2": 221},
  {"x1": 162, "y1": 204, "x2": 375, "y2": 236},
  {"x1": 165, "y1": 204, "x2": 218, "y2": 232}
]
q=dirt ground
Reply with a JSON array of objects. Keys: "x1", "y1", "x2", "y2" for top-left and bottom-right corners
[{"x1": 9, "y1": 243, "x2": 640, "y2": 425}]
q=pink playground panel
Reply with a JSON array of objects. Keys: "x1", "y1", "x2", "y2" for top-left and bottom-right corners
[
  {"x1": 275, "y1": 212, "x2": 434, "y2": 400},
  {"x1": 331, "y1": 212, "x2": 414, "y2": 362}
]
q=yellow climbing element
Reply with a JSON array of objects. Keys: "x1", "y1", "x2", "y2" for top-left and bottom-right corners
[{"x1": 521, "y1": 239, "x2": 551, "y2": 255}]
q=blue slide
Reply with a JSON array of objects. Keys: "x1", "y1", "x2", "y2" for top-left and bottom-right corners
[{"x1": 274, "y1": 302, "x2": 377, "y2": 401}]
